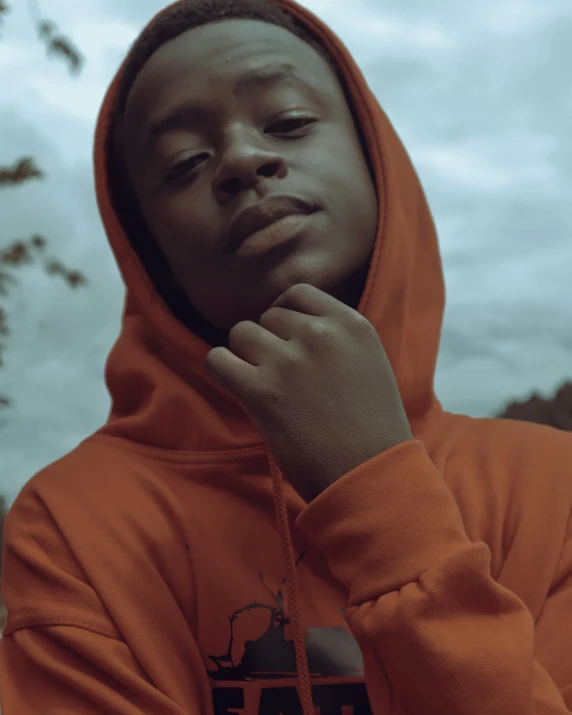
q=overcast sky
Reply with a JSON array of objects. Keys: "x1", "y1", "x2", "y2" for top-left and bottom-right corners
[{"x1": 1, "y1": 0, "x2": 571, "y2": 506}]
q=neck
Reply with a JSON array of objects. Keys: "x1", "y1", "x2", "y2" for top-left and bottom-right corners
[{"x1": 331, "y1": 260, "x2": 370, "y2": 312}]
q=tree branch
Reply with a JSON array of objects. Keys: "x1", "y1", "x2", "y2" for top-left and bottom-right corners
[{"x1": 24, "y1": 0, "x2": 84, "y2": 74}]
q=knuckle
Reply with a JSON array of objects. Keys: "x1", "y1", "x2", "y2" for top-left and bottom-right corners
[
  {"x1": 260, "y1": 306, "x2": 278, "y2": 323},
  {"x1": 273, "y1": 347, "x2": 302, "y2": 381},
  {"x1": 229, "y1": 320, "x2": 251, "y2": 339},
  {"x1": 350, "y1": 312, "x2": 374, "y2": 334},
  {"x1": 305, "y1": 318, "x2": 332, "y2": 342},
  {"x1": 289, "y1": 282, "x2": 311, "y2": 297},
  {"x1": 228, "y1": 320, "x2": 254, "y2": 348},
  {"x1": 206, "y1": 346, "x2": 222, "y2": 363}
]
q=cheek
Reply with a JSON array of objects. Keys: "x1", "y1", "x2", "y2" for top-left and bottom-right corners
[
  {"x1": 317, "y1": 121, "x2": 375, "y2": 201},
  {"x1": 324, "y1": 149, "x2": 377, "y2": 223},
  {"x1": 148, "y1": 193, "x2": 216, "y2": 263},
  {"x1": 320, "y1": 138, "x2": 378, "y2": 254},
  {"x1": 337, "y1": 130, "x2": 377, "y2": 217}
]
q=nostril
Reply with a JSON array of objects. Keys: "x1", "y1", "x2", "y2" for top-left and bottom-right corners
[
  {"x1": 259, "y1": 161, "x2": 281, "y2": 178},
  {"x1": 221, "y1": 176, "x2": 241, "y2": 194}
]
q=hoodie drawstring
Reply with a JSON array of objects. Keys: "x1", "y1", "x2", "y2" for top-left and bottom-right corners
[{"x1": 268, "y1": 451, "x2": 315, "y2": 715}]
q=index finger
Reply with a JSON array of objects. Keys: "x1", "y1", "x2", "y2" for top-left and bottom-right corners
[{"x1": 268, "y1": 283, "x2": 352, "y2": 317}]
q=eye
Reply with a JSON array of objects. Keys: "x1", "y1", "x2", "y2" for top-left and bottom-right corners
[
  {"x1": 267, "y1": 117, "x2": 316, "y2": 135},
  {"x1": 165, "y1": 153, "x2": 207, "y2": 182}
]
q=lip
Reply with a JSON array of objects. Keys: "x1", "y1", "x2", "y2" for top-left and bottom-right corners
[
  {"x1": 227, "y1": 195, "x2": 318, "y2": 253},
  {"x1": 234, "y1": 213, "x2": 314, "y2": 258}
]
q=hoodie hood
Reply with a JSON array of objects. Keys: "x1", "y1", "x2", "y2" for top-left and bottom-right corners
[
  {"x1": 94, "y1": 0, "x2": 445, "y2": 457},
  {"x1": 93, "y1": 3, "x2": 445, "y2": 712}
]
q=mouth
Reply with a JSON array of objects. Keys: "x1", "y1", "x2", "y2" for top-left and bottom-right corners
[
  {"x1": 227, "y1": 196, "x2": 318, "y2": 253},
  {"x1": 233, "y1": 212, "x2": 316, "y2": 258}
]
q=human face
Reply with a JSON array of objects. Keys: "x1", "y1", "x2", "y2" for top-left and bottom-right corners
[{"x1": 122, "y1": 19, "x2": 378, "y2": 331}]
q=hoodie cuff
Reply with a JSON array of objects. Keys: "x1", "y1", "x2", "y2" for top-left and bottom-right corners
[{"x1": 295, "y1": 440, "x2": 471, "y2": 605}]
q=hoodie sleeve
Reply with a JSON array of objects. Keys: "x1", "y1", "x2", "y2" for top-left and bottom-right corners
[
  {"x1": 296, "y1": 439, "x2": 572, "y2": 714},
  {"x1": 0, "y1": 626, "x2": 190, "y2": 714},
  {"x1": 0, "y1": 486, "x2": 206, "y2": 715}
]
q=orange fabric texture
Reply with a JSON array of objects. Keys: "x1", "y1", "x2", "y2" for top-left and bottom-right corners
[{"x1": 2, "y1": 0, "x2": 572, "y2": 713}]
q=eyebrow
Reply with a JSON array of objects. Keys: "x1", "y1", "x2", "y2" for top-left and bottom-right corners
[{"x1": 143, "y1": 62, "x2": 326, "y2": 149}]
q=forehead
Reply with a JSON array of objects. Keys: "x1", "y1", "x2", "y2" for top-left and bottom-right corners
[{"x1": 124, "y1": 19, "x2": 339, "y2": 127}]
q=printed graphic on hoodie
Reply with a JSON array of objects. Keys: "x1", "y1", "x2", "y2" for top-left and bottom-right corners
[{"x1": 208, "y1": 554, "x2": 371, "y2": 714}]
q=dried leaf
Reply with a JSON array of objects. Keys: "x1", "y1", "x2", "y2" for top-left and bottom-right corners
[
  {"x1": 0, "y1": 307, "x2": 8, "y2": 335},
  {"x1": 0, "y1": 157, "x2": 44, "y2": 186},
  {"x1": 1, "y1": 241, "x2": 31, "y2": 266},
  {"x1": 0, "y1": 8, "x2": 86, "y2": 421},
  {"x1": 31, "y1": 234, "x2": 46, "y2": 250},
  {"x1": 65, "y1": 270, "x2": 88, "y2": 288},
  {"x1": 38, "y1": 21, "x2": 83, "y2": 75},
  {"x1": 0, "y1": 0, "x2": 10, "y2": 36}
]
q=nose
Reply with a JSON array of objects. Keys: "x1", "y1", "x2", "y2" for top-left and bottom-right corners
[{"x1": 213, "y1": 134, "x2": 288, "y2": 199}]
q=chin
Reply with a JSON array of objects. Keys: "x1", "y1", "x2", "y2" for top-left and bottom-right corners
[
  {"x1": 266, "y1": 249, "x2": 347, "y2": 298},
  {"x1": 213, "y1": 250, "x2": 356, "y2": 328}
]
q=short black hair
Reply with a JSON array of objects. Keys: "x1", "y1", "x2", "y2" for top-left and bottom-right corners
[{"x1": 105, "y1": 0, "x2": 353, "y2": 345}]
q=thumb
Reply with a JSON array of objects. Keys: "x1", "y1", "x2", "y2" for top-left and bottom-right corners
[{"x1": 205, "y1": 346, "x2": 257, "y2": 401}]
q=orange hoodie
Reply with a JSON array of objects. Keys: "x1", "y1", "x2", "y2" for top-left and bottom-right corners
[{"x1": 1, "y1": 1, "x2": 572, "y2": 713}]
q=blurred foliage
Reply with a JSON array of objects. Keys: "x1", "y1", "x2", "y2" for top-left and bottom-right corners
[
  {"x1": 0, "y1": 1, "x2": 88, "y2": 616},
  {"x1": 36, "y1": 18, "x2": 83, "y2": 74},
  {"x1": 495, "y1": 381, "x2": 572, "y2": 431},
  {"x1": 0, "y1": 2, "x2": 88, "y2": 411},
  {"x1": 0, "y1": 494, "x2": 5, "y2": 626},
  {"x1": 0, "y1": 0, "x2": 83, "y2": 73},
  {"x1": 0, "y1": 0, "x2": 89, "y2": 618}
]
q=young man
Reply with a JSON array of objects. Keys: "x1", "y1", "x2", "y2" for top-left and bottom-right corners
[{"x1": 1, "y1": 0, "x2": 571, "y2": 713}]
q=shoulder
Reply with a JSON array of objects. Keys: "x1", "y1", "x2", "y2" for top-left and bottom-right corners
[
  {"x1": 426, "y1": 410, "x2": 572, "y2": 539},
  {"x1": 6, "y1": 435, "x2": 192, "y2": 557},
  {"x1": 428, "y1": 412, "x2": 572, "y2": 610},
  {"x1": 431, "y1": 410, "x2": 572, "y2": 481},
  {"x1": 3, "y1": 435, "x2": 193, "y2": 633},
  {"x1": 9, "y1": 434, "x2": 178, "y2": 529}
]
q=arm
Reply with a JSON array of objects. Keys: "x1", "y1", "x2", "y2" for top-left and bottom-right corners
[
  {"x1": 0, "y1": 485, "x2": 209, "y2": 715},
  {"x1": 1, "y1": 626, "x2": 189, "y2": 714},
  {"x1": 296, "y1": 440, "x2": 572, "y2": 714}
]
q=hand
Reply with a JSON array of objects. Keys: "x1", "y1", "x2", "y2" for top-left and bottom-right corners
[{"x1": 205, "y1": 283, "x2": 413, "y2": 502}]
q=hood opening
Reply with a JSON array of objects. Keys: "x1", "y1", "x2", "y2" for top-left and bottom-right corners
[{"x1": 103, "y1": 29, "x2": 375, "y2": 352}]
